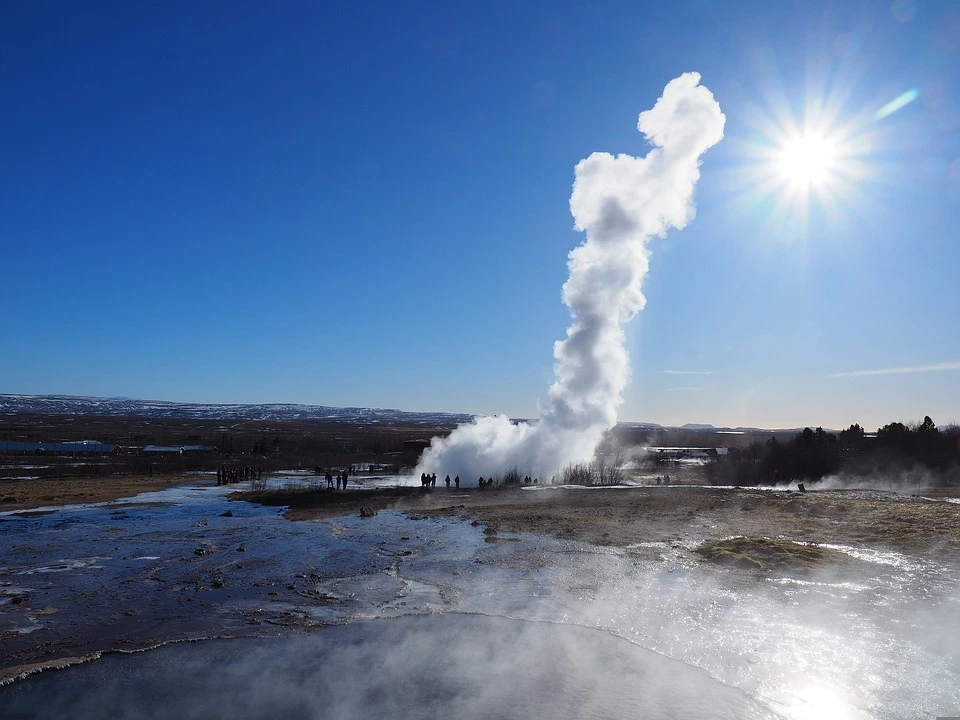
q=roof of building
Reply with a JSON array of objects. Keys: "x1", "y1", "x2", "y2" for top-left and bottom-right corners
[
  {"x1": 143, "y1": 444, "x2": 217, "y2": 453},
  {"x1": 0, "y1": 441, "x2": 118, "y2": 453}
]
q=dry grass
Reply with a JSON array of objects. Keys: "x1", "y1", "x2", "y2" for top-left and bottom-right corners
[
  {"x1": 233, "y1": 485, "x2": 960, "y2": 558},
  {"x1": 771, "y1": 494, "x2": 960, "y2": 554},
  {"x1": 0, "y1": 474, "x2": 196, "y2": 510},
  {"x1": 693, "y1": 536, "x2": 845, "y2": 572}
]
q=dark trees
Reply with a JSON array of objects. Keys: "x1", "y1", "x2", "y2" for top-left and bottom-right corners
[{"x1": 706, "y1": 416, "x2": 959, "y2": 487}]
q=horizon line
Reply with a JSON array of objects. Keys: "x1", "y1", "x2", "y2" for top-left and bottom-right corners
[{"x1": 3, "y1": 391, "x2": 954, "y2": 432}]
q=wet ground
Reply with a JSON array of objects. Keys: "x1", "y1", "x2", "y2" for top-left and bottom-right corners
[{"x1": 1, "y1": 480, "x2": 959, "y2": 719}]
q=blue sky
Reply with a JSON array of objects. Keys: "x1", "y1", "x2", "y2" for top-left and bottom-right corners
[{"x1": 2, "y1": 0, "x2": 959, "y2": 430}]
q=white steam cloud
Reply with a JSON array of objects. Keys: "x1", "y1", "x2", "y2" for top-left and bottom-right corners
[{"x1": 418, "y1": 73, "x2": 725, "y2": 484}]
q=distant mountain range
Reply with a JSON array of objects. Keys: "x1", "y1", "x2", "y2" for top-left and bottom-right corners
[
  {"x1": 0, "y1": 394, "x2": 811, "y2": 433},
  {"x1": 0, "y1": 394, "x2": 474, "y2": 427}
]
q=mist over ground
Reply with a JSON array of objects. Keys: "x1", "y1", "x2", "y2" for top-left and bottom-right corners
[{"x1": 1, "y1": 616, "x2": 775, "y2": 720}]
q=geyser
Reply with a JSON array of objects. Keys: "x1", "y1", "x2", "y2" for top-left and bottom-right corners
[{"x1": 417, "y1": 72, "x2": 725, "y2": 484}]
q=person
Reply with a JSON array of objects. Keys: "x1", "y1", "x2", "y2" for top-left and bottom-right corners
[
  {"x1": 341, "y1": 472, "x2": 348, "y2": 490},
  {"x1": 444, "y1": 474, "x2": 451, "y2": 488},
  {"x1": 431, "y1": 473, "x2": 437, "y2": 488},
  {"x1": 421, "y1": 472, "x2": 428, "y2": 487},
  {"x1": 478, "y1": 476, "x2": 484, "y2": 489},
  {"x1": 454, "y1": 475, "x2": 460, "y2": 488},
  {"x1": 326, "y1": 471, "x2": 334, "y2": 489},
  {"x1": 336, "y1": 474, "x2": 341, "y2": 490}
]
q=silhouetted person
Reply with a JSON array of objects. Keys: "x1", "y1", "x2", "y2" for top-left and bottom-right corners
[
  {"x1": 336, "y1": 475, "x2": 341, "y2": 490},
  {"x1": 341, "y1": 473, "x2": 348, "y2": 490},
  {"x1": 445, "y1": 475, "x2": 451, "y2": 488},
  {"x1": 454, "y1": 475, "x2": 460, "y2": 488},
  {"x1": 431, "y1": 473, "x2": 437, "y2": 487}
]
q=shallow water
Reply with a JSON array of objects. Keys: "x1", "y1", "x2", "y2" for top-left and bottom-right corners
[
  {"x1": 1, "y1": 482, "x2": 959, "y2": 719},
  {"x1": 1, "y1": 614, "x2": 775, "y2": 720},
  {"x1": 265, "y1": 470, "x2": 422, "y2": 490}
]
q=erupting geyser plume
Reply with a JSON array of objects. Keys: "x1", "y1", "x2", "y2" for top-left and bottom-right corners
[{"x1": 417, "y1": 73, "x2": 725, "y2": 484}]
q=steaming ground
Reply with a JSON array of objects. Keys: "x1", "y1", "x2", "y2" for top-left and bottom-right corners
[
  {"x1": 2, "y1": 478, "x2": 960, "y2": 719},
  {"x1": 1, "y1": 616, "x2": 775, "y2": 720},
  {"x1": 417, "y1": 73, "x2": 725, "y2": 483}
]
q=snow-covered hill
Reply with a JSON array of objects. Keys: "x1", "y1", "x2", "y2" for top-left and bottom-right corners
[{"x1": 0, "y1": 394, "x2": 475, "y2": 426}]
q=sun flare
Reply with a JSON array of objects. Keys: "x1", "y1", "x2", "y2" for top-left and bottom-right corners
[
  {"x1": 776, "y1": 134, "x2": 838, "y2": 187},
  {"x1": 728, "y1": 75, "x2": 883, "y2": 236},
  {"x1": 729, "y1": 108, "x2": 871, "y2": 237}
]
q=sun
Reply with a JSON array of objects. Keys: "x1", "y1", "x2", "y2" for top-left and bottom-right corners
[
  {"x1": 726, "y1": 109, "x2": 871, "y2": 237},
  {"x1": 725, "y1": 69, "x2": 920, "y2": 240},
  {"x1": 776, "y1": 133, "x2": 838, "y2": 188}
]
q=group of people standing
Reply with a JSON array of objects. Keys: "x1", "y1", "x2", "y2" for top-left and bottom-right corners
[
  {"x1": 319, "y1": 468, "x2": 350, "y2": 490},
  {"x1": 476, "y1": 475, "x2": 539, "y2": 487},
  {"x1": 420, "y1": 473, "x2": 460, "y2": 488},
  {"x1": 217, "y1": 465, "x2": 261, "y2": 486},
  {"x1": 313, "y1": 465, "x2": 353, "y2": 490},
  {"x1": 419, "y1": 473, "x2": 542, "y2": 488}
]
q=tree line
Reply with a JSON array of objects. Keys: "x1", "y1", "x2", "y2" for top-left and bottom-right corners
[{"x1": 705, "y1": 416, "x2": 960, "y2": 487}]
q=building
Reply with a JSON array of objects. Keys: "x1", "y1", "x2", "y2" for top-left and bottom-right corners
[
  {"x1": 142, "y1": 445, "x2": 217, "y2": 455},
  {"x1": 0, "y1": 441, "x2": 119, "y2": 456}
]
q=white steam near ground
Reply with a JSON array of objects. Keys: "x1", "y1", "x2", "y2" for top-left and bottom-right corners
[
  {"x1": 6, "y1": 536, "x2": 958, "y2": 719},
  {"x1": 776, "y1": 467, "x2": 959, "y2": 495},
  {"x1": 1, "y1": 616, "x2": 775, "y2": 719},
  {"x1": 417, "y1": 72, "x2": 725, "y2": 484}
]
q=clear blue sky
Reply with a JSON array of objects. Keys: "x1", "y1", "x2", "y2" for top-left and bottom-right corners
[{"x1": 3, "y1": 0, "x2": 959, "y2": 430}]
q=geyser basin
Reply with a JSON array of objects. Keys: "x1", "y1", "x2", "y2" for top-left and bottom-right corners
[{"x1": 2, "y1": 614, "x2": 775, "y2": 720}]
